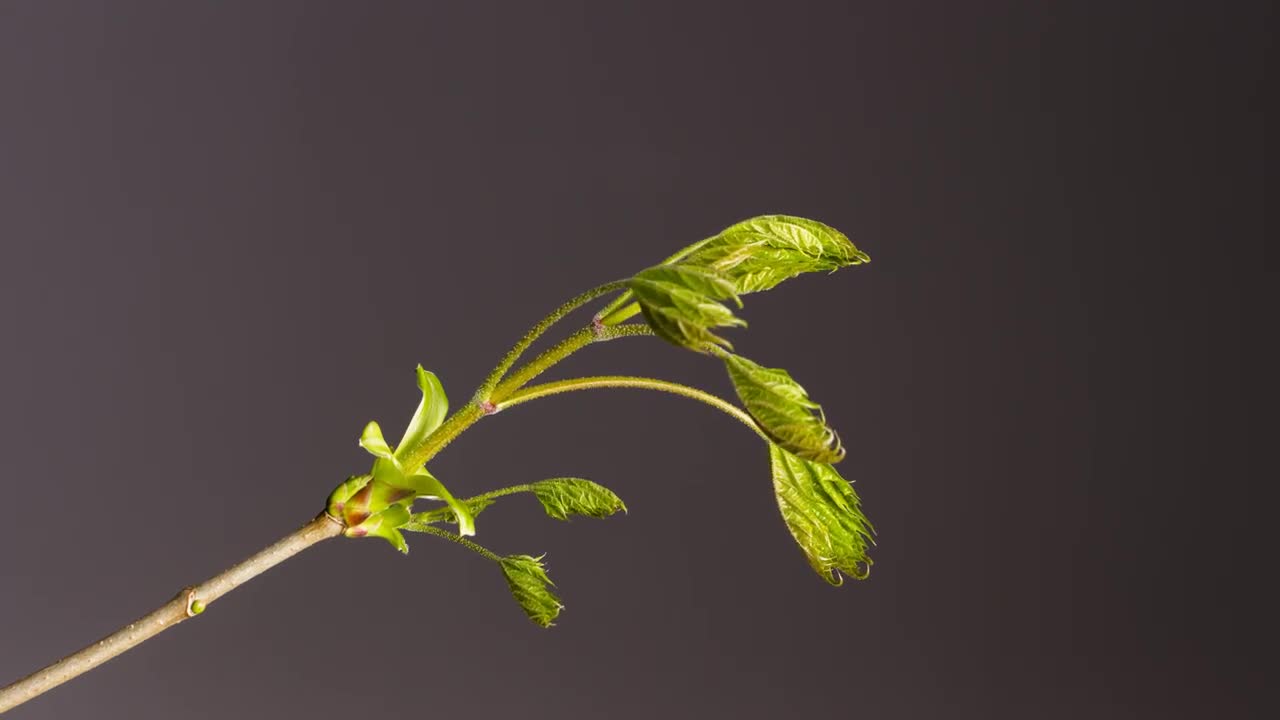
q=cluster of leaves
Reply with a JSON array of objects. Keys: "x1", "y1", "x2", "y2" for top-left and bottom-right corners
[
  {"x1": 613, "y1": 215, "x2": 874, "y2": 584},
  {"x1": 398, "y1": 478, "x2": 625, "y2": 627},
  {"x1": 329, "y1": 214, "x2": 874, "y2": 628},
  {"x1": 326, "y1": 367, "x2": 627, "y2": 626}
]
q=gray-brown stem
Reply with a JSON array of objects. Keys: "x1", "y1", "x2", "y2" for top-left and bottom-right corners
[{"x1": 0, "y1": 513, "x2": 343, "y2": 715}]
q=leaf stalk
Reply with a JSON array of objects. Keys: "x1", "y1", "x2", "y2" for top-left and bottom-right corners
[{"x1": 496, "y1": 375, "x2": 769, "y2": 441}]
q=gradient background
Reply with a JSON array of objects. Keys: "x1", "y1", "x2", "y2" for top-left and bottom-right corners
[{"x1": 0, "y1": 2, "x2": 1268, "y2": 718}]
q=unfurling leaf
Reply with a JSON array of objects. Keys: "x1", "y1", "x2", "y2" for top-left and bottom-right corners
[
  {"x1": 500, "y1": 554, "x2": 564, "y2": 628},
  {"x1": 723, "y1": 352, "x2": 845, "y2": 463},
  {"x1": 358, "y1": 421, "x2": 395, "y2": 460},
  {"x1": 676, "y1": 215, "x2": 869, "y2": 294},
  {"x1": 769, "y1": 444, "x2": 873, "y2": 585},
  {"x1": 628, "y1": 265, "x2": 745, "y2": 351},
  {"x1": 532, "y1": 478, "x2": 627, "y2": 520},
  {"x1": 339, "y1": 366, "x2": 475, "y2": 541},
  {"x1": 394, "y1": 365, "x2": 448, "y2": 465},
  {"x1": 597, "y1": 215, "x2": 866, "y2": 326}
]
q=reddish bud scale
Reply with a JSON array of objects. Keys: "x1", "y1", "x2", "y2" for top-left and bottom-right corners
[{"x1": 342, "y1": 484, "x2": 373, "y2": 527}]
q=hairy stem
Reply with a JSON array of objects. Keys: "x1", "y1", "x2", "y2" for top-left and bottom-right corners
[
  {"x1": 396, "y1": 401, "x2": 487, "y2": 473},
  {"x1": 412, "y1": 524, "x2": 502, "y2": 562},
  {"x1": 490, "y1": 324, "x2": 653, "y2": 402},
  {"x1": 0, "y1": 514, "x2": 342, "y2": 715},
  {"x1": 474, "y1": 281, "x2": 626, "y2": 402},
  {"x1": 593, "y1": 291, "x2": 635, "y2": 325},
  {"x1": 398, "y1": 324, "x2": 655, "y2": 471},
  {"x1": 465, "y1": 484, "x2": 537, "y2": 503},
  {"x1": 496, "y1": 375, "x2": 768, "y2": 441}
]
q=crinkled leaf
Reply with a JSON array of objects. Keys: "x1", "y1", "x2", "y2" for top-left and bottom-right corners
[
  {"x1": 600, "y1": 215, "x2": 865, "y2": 326},
  {"x1": 636, "y1": 264, "x2": 742, "y2": 305},
  {"x1": 500, "y1": 554, "x2": 563, "y2": 628},
  {"x1": 679, "y1": 215, "x2": 869, "y2": 294},
  {"x1": 404, "y1": 496, "x2": 497, "y2": 529},
  {"x1": 358, "y1": 421, "x2": 395, "y2": 460},
  {"x1": 394, "y1": 365, "x2": 448, "y2": 465},
  {"x1": 532, "y1": 478, "x2": 627, "y2": 520},
  {"x1": 724, "y1": 352, "x2": 845, "y2": 464},
  {"x1": 769, "y1": 444, "x2": 873, "y2": 585},
  {"x1": 628, "y1": 265, "x2": 745, "y2": 352}
]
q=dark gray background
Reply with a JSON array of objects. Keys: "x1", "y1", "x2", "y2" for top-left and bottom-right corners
[{"x1": 0, "y1": 2, "x2": 1268, "y2": 718}]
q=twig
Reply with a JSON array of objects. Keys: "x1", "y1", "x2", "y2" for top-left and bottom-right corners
[{"x1": 0, "y1": 513, "x2": 343, "y2": 714}]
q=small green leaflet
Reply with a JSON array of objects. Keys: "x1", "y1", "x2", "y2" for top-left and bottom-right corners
[
  {"x1": 598, "y1": 215, "x2": 865, "y2": 326},
  {"x1": 676, "y1": 215, "x2": 869, "y2": 295},
  {"x1": 499, "y1": 554, "x2": 564, "y2": 628},
  {"x1": 358, "y1": 421, "x2": 395, "y2": 459},
  {"x1": 532, "y1": 478, "x2": 627, "y2": 520},
  {"x1": 723, "y1": 352, "x2": 845, "y2": 464},
  {"x1": 394, "y1": 365, "x2": 448, "y2": 464},
  {"x1": 401, "y1": 524, "x2": 569, "y2": 628},
  {"x1": 769, "y1": 444, "x2": 873, "y2": 585},
  {"x1": 628, "y1": 264, "x2": 745, "y2": 352}
]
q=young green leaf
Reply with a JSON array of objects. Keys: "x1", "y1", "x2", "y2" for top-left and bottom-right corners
[
  {"x1": 499, "y1": 554, "x2": 564, "y2": 628},
  {"x1": 628, "y1": 264, "x2": 745, "y2": 352},
  {"x1": 358, "y1": 421, "x2": 395, "y2": 460},
  {"x1": 394, "y1": 365, "x2": 449, "y2": 465},
  {"x1": 597, "y1": 215, "x2": 866, "y2": 325},
  {"x1": 723, "y1": 352, "x2": 845, "y2": 463},
  {"x1": 769, "y1": 444, "x2": 873, "y2": 585},
  {"x1": 532, "y1": 478, "x2": 627, "y2": 520},
  {"x1": 677, "y1": 215, "x2": 869, "y2": 294},
  {"x1": 401, "y1": 526, "x2": 566, "y2": 628}
]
